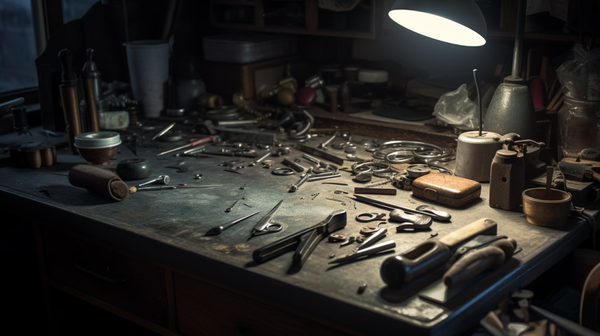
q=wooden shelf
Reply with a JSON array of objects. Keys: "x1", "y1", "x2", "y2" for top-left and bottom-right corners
[{"x1": 210, "y1": 0, "x2": 376, "y2": 39}]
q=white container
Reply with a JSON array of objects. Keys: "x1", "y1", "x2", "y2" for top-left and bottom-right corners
[
  {"x1": 123, "y1": 40, "x2": 170, "y2": 118},
  {"x1": 203, "y1": 32, "x2": 297, "y2": 64}
]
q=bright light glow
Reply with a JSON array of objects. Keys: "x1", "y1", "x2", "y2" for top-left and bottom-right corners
[{"x1": 389, "y1": 10, "x2": 486, "y2": 47}]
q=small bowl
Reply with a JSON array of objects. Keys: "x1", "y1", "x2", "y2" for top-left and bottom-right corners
[
  {"x1": 522, "y1": 188, "x2": 572, "y2": 227},
  {"x1": 74, "y1": 131, "x2": 121, "y2": 165}
]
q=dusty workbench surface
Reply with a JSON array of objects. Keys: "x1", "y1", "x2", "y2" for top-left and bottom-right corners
[{"x1": 0, "y1": 126, "x2": 597, "y2": 336}]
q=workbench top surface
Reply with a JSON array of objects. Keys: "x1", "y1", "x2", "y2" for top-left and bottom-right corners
[{"x1": 0, "y1": 127, "x2": 596, "y2": 336}]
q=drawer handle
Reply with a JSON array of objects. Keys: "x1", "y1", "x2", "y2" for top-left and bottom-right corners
[{"x1": 73, "y1": 260, "x2": 126, "y2": 285}]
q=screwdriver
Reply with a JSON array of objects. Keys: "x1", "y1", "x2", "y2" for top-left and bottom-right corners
[{"x1": 156, "y1": 135, "x2": 216, "y2": 156}]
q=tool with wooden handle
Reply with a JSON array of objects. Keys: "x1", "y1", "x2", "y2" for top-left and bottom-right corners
[{"x1": 380, "y1": 218, "x2": 497, "y2": 286}]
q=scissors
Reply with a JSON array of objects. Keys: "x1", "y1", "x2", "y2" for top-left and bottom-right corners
[{"x1": 247, "y1": 200, "x2": 284, "y2": 240}]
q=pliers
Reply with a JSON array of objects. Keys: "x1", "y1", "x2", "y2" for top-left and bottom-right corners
[{"x1": 253, "y1": 210, "x2": 347, "y2": 269}]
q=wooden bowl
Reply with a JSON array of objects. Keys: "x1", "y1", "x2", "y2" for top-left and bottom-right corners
[
  {"x1": 77, "y1": 146, "x2": 119, "y2": 165},
  {"x1": 522, "y1": 188, "x2": 572, "y2": 227}
]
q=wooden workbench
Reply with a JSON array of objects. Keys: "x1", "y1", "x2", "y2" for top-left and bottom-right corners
[{"x1": 0, "y1": 126, "x2": 596, "y2": 336}]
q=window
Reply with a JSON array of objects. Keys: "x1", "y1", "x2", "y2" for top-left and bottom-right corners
[{"x1": 0, "y1": 0, "x2": 38, "y2": 92}]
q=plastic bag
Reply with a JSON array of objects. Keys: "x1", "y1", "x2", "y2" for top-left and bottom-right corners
[
  {"x1": 556, "y1": 43, "x2": 600, "y2": 100},
  {"x1": 432, "y1": 84, "x2": 478, "y2": 130}
]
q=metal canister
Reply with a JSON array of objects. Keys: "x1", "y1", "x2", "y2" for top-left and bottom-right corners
[
  {"x1": 489, "y1": 149, "x2": 524, "y2": 210},
  {"x1": 454, "y1": 131, "x2": 503, "y2": 182}
]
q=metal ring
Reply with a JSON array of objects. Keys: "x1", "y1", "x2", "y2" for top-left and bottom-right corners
[
  {"x1": 385, "y1": 150, "x2": 414, "y2": 163},
  {"x1": 374, "y1": 170, "x2": 397, "y2": 178},
  {"x1": 271, "y1": 167, "x2": 295, "y2": 175},
  {"x1": 355, "y1": 212, "x2": 386, "y2": 222},
  {"x1": 353, "y1": 161, "x2": 390, "y2": 174},
  {"x1": 354, "y1": 172, "x2": 373, "y2": 182}
]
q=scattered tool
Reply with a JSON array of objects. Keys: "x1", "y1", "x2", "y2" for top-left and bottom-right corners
[
  {"x1": 152, "y1": 122, "x2": 176, "y2": 140},
  {"x1": 282, "y1": 158, "x2": 306, "y2": 172},
  {"x1": 133, "y1": 185, "x2": 220, "y2": 192},
  {"x1": 380, "y1": 218, "x2": 497, "y2": 286},
  {"x1": 352, "y1": 227, "x2": 388, "y2": 253},
  {"x1": 389, "y1": 210, "x2": 432, "y2": 232},
  {"x1": 204, "y1": 211, "x2": 262, "y2": 236},
  {"x1": 226, "y1": 198, "x2": 244, "y2": 212},
  {"x1": 354, "y1": 187, "x2": 397, "y2": 195},
  {"x1": 355, "y1": 212, "x2": 386, "y2": 222},
  {"x1": 137, "y1": 175, "x2": 170, "y2": 188},
  {"x1": 247, "y1": 200, "x2": 285, "y2": 240},
  {"x1": 253, "y1": 210, "x2": 347, "y2": 269},
  {"x1": 156, "y1": 135, "x2": 217, "y2": 156},
  {"x1": 318, "y1": 131, "x2": 339, "y2": 150},
  {"x1": 290, "y1": 172, "x2": 311, "y2": 192},
  {"x1": 330, "y1": 240, "x2": 396, "y2": 265},
  {"x1": 249, "y1": 152, "x2": 271, "y2": 166},
  {"x1": 352, "y1": 194, "x2": 451, "y2": 221}
]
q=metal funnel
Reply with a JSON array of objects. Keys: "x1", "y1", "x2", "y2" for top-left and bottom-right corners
[{"x1": 484, "y1": 78, "x2": 536, "y2": 139}]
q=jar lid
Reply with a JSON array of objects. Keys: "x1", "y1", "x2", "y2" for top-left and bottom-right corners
[
  {"x1": 358, "y1": 69, "x2": 389, "y2": 83},
  {"x1": 74, "y1": 131, "x2": 121, "y2": 149}
]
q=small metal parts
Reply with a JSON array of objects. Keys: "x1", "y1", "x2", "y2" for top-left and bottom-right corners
[
  {"x1": 355, "y1": 212, "x2": 386, "y2": 222},
  {"x1": 357, "y1": 283, "x2": 367, "y2": 294},
  {"x1": 225, "y1": 197, "x2": 244, "y2": 212},
  {"x1": 152, "y1": 122, "x2": 176, "y2": 140},
  {"x1": 290, "y1": 172, "x2": 311, "y2": 192},
  {"x1": 318, "y1": 131, "x2": 339, "y2": 150},
  {"x1": 282, "y1": 158, "x2": 305, "y2": 172},
  {"x1": 353, "y1": 172, "x2": 372, "y2": 183},
  {"x1": 311, "y1": 192, "x2": 320, "y2": 200},
  {"x1": 307, "y1": 173, "x2": 342, "y2": 182},
  {"x1": 328, "y1": 234, "x2": 346, "y2": 242},
  {"x1": 194, "y1": 174, "x2": 202, "y2": 179},
  {"x1": 340, "y1": 236, "x2": 355, "y2": 247},
  {"x1": 137, "y1": 175, "x2": 170, "y2": 188},
  {"x1": 406, "y1": 164, "x2": 431, "y2": 178},
  {"x1": 249, "y1": 152, "x2": 271, "y2": 166}
]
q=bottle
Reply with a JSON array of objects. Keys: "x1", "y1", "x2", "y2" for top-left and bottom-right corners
[{"x1": 489, "y1": 149, "x2": 524, "y2": 210}]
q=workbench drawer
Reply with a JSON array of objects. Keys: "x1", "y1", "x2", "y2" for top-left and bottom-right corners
[
  {"x1": 174, "y1": 273, "x2": 346, "y2": 336},
  {"x1": 41, "y1": 227, "x2": 169, "y2": 328}
]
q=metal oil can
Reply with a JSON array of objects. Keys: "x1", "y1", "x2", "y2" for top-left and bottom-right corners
[{"x1": 489, "y1": 149, "x2": 524, "y2": 210}]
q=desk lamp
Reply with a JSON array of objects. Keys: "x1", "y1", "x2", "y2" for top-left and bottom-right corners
[{"x1": 389, "y1": 0, "x2": 536, "y2": 139}]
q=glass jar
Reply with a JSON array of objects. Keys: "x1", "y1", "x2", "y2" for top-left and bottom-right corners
[{"x1": 558, "y1": 94, "x2": 600, "y2": 160}]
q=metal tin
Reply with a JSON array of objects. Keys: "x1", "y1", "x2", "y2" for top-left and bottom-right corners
[
  {"x1": 455, "y1": 131, "x2": 502, "y2": 182},
  {"x1": 74, "y1": 131, "x2": 121, "y2": 149}
]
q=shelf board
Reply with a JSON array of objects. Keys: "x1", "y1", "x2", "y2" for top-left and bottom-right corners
[
  {"x1": 487, "y1": 30, "x2": 580, "y2": 43},
  {"x1": 211, "y1": 22, "x2": 375, "y2": 39}
]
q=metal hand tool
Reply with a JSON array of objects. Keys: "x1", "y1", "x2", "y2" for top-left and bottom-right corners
[
  {"x1": 249, "y1": 152, "x2": 271, "y2": 166},
  {"x1": 352, "y1": 227, "x2": 388, "y2": 253},
  {"x1": 330, "y1": 240, "x2": 396, "y2": 265},
  {"x1": 290, "y1": 172, "x2": 311, "y2": 192},
  {"x1": 156, "y1": 135, "x2": 216, "y2": 156},
  {"x1": 247, "y1": 200, "x2": 285, "y2": 240},
  {"x1": 204, "y1": 211, "x2": 262, "y2": 236},
  {"x1": 380, "y1": 218, "x2": 497, "y2": 286},
  {"x1": 318, "y1": 131, "x2": 339, "y2": 150},
  {"x1": 389, "y1": 210, "x2": 432, "y2": 231},
  {"x1": 253, "y1": 210, "x2": 347, "y2": 268},
  {"x1": 137, "y1": 175, "x2": 170, "y2": 188},
  {"x1": 152, "y1": 122, "x2": 176, "y2": 140},
  {"x1": 302, "y1": 153, "x2": 321, "y2": 165},
  {"x1": 352, "y1": 194, "x2": 451, "y2": 221}
]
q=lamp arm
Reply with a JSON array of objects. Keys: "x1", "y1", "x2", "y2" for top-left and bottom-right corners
[{"x1": 511, "y1": 0, "x2": 526, "y2": 79}]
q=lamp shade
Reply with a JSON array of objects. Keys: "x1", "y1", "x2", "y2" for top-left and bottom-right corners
[{"x1": 388, "y1": 0, "x2": 487, "y2": 47}]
